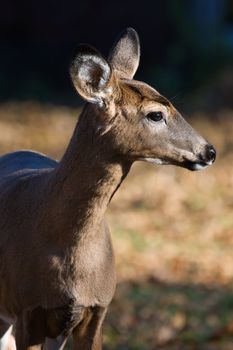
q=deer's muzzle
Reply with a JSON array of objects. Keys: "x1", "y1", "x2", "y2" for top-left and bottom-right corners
[{"x1": 183, "y1": 144, "x2": 216, "y2": 171}]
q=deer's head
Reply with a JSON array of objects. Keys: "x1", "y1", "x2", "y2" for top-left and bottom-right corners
[{"x1": 70, "y1": 28, "x2": 216, "y2": 171}]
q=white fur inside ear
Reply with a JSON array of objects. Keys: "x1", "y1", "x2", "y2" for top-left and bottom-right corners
[
  {"x1": 90, "y1": 86, "x2": 113, "y2": 107},
  {"x1": 70, "y1": 45, "x2": 112, "y2": 104}
]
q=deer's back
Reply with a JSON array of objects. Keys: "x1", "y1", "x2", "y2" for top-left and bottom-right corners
[
  {"x1": 0, "y1": 150, "x2": 57, "y2": 228},
  {"x1": 0, "y1": 150, "x2": 57, "y2": 180}
]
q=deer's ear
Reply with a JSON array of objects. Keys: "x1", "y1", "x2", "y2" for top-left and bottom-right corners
[
  {"x1": 70, "y1": 45, "x2": 112, "y2": 106},
  {"x1": 108, "y1": 28, "x2": 140, "y2": 80}
]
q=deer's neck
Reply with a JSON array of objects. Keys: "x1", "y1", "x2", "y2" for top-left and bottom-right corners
[{"x1": 46, "y1": 106, "x2": 131, "y2": 245}]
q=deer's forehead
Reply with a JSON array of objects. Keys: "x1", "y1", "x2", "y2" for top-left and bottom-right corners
[{"x1": 119, "y1": 80, "x2": 175, "y2": 115}]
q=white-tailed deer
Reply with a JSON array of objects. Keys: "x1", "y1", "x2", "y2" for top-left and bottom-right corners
[{"x1": 0, "y1": 28, "x2": 216, "y2": 350}]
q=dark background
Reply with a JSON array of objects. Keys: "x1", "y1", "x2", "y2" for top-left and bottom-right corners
[{"x1": 0, "y1": 0, "x2": 233, "y2": 107}]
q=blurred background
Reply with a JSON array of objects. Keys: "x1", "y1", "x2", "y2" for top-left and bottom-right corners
[{"x1": 0, "y1": 1, "x2": 233, "y2": 349}]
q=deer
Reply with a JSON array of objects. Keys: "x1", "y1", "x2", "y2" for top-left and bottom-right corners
[{"x1": 0, "y1": 28, "x2": 216, "y2": 350}]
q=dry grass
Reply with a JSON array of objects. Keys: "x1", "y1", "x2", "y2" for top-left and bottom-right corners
[{"x1": 0, "y1": 101, "x2": 232, "y2": 349}]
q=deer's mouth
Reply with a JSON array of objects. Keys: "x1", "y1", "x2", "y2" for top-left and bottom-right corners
[
  {"x1": 181, "y1": 160, "x2": 211, "y2": 171},
  {"x1": 180, "y1": 144, "x2": 216, "y2": 171},
  {"x1": 140, "y1": 157, "x2": 214, "y2": 171},
  {"x1": 182, "y1": 151, "x2": 216, "y2": 171},
  {"x1": 140, "y1": 144, "x2": 216, "y2": 171}
]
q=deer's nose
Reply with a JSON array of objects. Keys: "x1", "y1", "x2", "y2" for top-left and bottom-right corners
[{"x1": 204, "y1": 145, "x2": 216, "y2": 164}]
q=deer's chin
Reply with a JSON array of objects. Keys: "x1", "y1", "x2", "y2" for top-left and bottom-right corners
[
  {"x1": 140, "y1": 157, "x2": 169, "y2": 165},
  {"x1": 139, "y1": 158, "x2": 213, "y2": 171},
  {"x1": 182, "y1": 160, "x2": 213, "y2": 171}
]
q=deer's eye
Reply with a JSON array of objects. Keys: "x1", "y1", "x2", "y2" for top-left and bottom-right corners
[{"x1": 146, "y1": 111, "x2": 164, "y2": 122}]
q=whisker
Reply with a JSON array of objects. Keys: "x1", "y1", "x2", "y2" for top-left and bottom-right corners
[{"x1": 169, "y1": 92, "x2": 183, "y2": 102}]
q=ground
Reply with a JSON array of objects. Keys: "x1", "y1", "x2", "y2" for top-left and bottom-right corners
[{"x1": 0, "y1": 102, "x2": 232, "y2": 350}]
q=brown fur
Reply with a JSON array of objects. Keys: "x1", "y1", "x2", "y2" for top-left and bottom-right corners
[{"x1": 0, "y1": 28, "x2": 215, "y2": 350}]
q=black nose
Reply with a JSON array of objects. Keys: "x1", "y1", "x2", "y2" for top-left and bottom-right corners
[{"x1": 205, "y1": 145, "x2": 216, "y2": 163}]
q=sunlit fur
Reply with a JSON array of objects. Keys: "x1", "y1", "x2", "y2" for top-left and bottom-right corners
[{"x1": 0, "y1": 28, "x2": 215, "y2": 350}]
